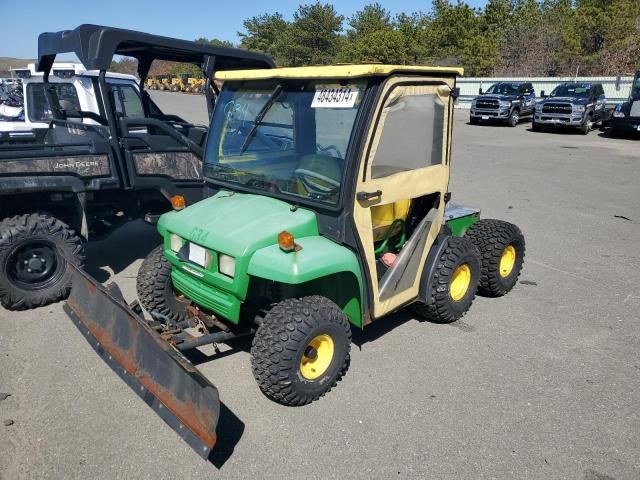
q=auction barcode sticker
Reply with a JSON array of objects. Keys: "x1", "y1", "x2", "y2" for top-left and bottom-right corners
[{"x1": 311, "y1": 86, "x2": 359, "y2": 108}]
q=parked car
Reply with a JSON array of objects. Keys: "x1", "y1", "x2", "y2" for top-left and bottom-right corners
[
  {"x1": 532, "y1": 82, "x2": 609, "y2": 135},
  {"x1": 469, "y1": 81, "x2": 536, "y2": 127},
  {"x1": 610, "y1": 71, "x2": 640, "y2": 137}
]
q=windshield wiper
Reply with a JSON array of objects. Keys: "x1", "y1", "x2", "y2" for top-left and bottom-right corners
[{"x1": 239, "y1": 84, "x2": 283, "y2": 155}]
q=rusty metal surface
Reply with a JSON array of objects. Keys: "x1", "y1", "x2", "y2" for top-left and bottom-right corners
[
  {"x1": 132, "y1": 151, "x2": 203, "y2": 180},
  {"x1": 63, "y1": 263, "x2": 219, "y2": 459}
]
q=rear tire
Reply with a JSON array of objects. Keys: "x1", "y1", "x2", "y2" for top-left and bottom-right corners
[
  {"x1": 136, "y1": 245, "x2": 190, "y2": 322},
  {"x1": 0, "y1": 213, "x2": 84, "y2": 310},
  {"x1": 251, "y1": 296, "x2": 351, "y2": 406},
  {"x1": 464, "y1": 219, "x2": 525, "y2": 297},
  {"x1": 413, "y1": 236, "x2": 480, "y2": 323}
]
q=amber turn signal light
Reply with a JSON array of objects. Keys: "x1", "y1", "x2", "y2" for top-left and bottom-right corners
[
  {"x1": 278, "y1": 230, "x2": 295, "y2": 252},
  {"x1": 170, "y1": 195, "x2": 186, "y2": 210}
]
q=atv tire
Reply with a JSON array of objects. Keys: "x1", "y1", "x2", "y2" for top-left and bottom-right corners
[
  {"x1": 413, "y1": 236, "x2": 480, "y2": 323},
  {"x1": 251, "y1": 296, "x2": 351, "y2": 406},
  {"x1": 136, "y1": 245, "x2": 190, "y2": 323},
  {"x1": 465, "y1": 219, "x2": 525, "y2": 297},
  {"x1": 0, "y1": 213, "x2": 84, "y2": 310}
]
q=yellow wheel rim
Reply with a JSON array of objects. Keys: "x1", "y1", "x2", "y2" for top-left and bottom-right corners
[
  {"x1": 300, "y1": 334, "x2": 334, "y2": 380},
  {"x1": 450, "y1": 264, "x2": 471, "y2": 302},
  {"x1": 500, "y1": 245, "x2": 516, "y2": 278}
]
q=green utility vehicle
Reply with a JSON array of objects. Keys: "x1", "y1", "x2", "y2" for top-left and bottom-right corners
[{"x1": 65, "y1": 64, "x2": 525, "y2": 458}]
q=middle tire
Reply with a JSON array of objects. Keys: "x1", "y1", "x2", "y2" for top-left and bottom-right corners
[
  {"x1": 413, "y1": 236, "x2": 481, "y2": 323},
  {"x1": 251, "y1": 296, "x2": 351, "y2": 406},
  {"x1": 136, "y1": 245, "x2": 190, "y2": 322}
]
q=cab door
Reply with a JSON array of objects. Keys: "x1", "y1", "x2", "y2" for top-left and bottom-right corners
[
  {"x1": 111, "y1": 80, "x2": 206, "y2": 206},
  {"x1": 352, "y1": 76, "x2": 456, "y2": 319}
]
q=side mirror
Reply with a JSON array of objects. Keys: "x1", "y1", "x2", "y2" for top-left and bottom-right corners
[
  {"x1": 478, "y1": 88, "x2": 483, "y2": 95},
  {"x1": 541, "y1": 90, "x2": 546, "y2": 98}
]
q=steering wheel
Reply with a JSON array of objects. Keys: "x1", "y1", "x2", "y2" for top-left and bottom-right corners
[
  {"x1": 294, "y1": 168, "x2": 341, "y2": 197},
  {"x1": 316, "y1": 144, "x2": 342, "y2": 158}
]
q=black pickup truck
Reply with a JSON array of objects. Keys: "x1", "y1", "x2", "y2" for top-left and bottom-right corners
[
  {"x1": 532, "y1": 82, "x2": 610, "y2": 135},
  {"x1": 469, "y1": 81, "x2": 536, "y2": 126},
  {"x1": 0, "y1": 24, "x2": 273, "y2": 310},
  {"x1": 610, "y1": 71, "x2": 640, "y2": 137}
]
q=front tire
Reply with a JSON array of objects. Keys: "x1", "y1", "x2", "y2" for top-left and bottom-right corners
[
  {"x1": 465, "y1": 219, "x2": 525, "y2": 297},
  {"x1": 0, "y1": 213, "x2": 84, "y2": 310},
  {"x1": 251, "y1": 296, "x2": 351, "y2": 406},
  {"x1": 580, "y1": 115, "x2": 593, "y2": 135},
  {"x1": 136, "y1": 245, "x2": 190, "y2": 322},
  {"x1": 413, "y1": 236, "x2": 481, "y2": 323},
  {"x1": 508, "y1": 109, "x2": 520, "y2": 127},
  {"x1": 470, "y1": 117, "x2": 479, "y2": 125}
]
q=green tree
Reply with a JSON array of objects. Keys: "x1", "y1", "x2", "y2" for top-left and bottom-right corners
[
  {"x1": 238, "y1": 13, "x2": 289, "y2": 63},
  {"x1": 278, "y1": 3, "x2": 344, "y2": 66}
]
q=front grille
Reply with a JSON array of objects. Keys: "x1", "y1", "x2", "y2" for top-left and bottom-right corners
[
  {"x1": 475, "y1": 99, "x2": 499, "y2": 110},
  {"x1": 630, "y1": 100, "x2": 640, "y2": 117},
  {"x1": 542, "y1": 102, "x2": 572, "y2": 114}
]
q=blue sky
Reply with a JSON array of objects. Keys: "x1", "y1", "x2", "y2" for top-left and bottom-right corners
[{"x1": 0, "y1": 0, "x2": 488, "y2": 59}]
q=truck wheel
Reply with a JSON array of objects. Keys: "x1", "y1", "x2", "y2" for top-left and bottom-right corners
[
  {"x1": 464, "y1": 219, "x2": 525, "y2": 297},
  {"x1": 251, "y1": 296, "x2": 351, "y2": 406},
  {"x1": 531, "y1": 120, "x2": 541, "y2": 132},
  {"x1": 136, "y1": 245, "x2": 190, "y2": 322},
  {"x1": 0, "y1": 213, "x2": 84, "y2": 310},
  {"x1": 508, "y1": 109, "x2": 520, "y2": 127},
  {"x1": 580, "y1": 115, "x2": 593, "y2": 135},
  {"x1": 413, "y1": 236, "x2": 481, "y2": 323},
  {"x1": 469, "y1": 117, "x2": 479, "y2": 125}
]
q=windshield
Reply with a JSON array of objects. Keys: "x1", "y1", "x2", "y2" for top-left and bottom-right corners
[
  {"x1": 204, "y1": 79, "x2": 365, "y2": 205},
  {"x1": 486, "y1": 83, "x2": 519, "y2": 95},
  {"x1": 551, "y1": 84, "x2": 590, "y2": 98}
]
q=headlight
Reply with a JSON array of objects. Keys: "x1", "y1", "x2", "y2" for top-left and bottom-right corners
[
  {"x1": 573, "y1": 105, "x2": 586, "y2": 112},
  {"x1": 499, "y1": 100, "x2": 511, "y2": 107},
  {"x1": 169, "y1": 234, "x2": 184, "y2": 252},
  {"x1": 218, "y1": 254, "x2": 236, "y2": 278},
  {"x1": 613, "y1": 108, "x2": 625, "y2": 118}
]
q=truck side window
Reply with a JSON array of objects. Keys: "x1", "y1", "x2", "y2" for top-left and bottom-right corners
[
  {"x1": 26, "y1": 82, "x2": 81, "y2": 122},
  {"x1": 369, "y1": 88, "x2": 444, "y2": 179},
  {"x1": 110, "y1": 84, "x2": 145, "y2": 118}
]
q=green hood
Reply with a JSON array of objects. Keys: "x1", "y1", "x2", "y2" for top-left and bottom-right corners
[{"x1": 157, "y1": 191, "x2": 319, "y2": 257}]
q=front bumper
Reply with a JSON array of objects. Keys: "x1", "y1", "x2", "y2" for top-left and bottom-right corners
[
  {"x1": 534, "y1": 112, "x2": 584, "y2": 127},
  {"x1": 470, "y1": 107, "x2": 511, "y2": 121},
  {"x1": 172, "y1": 268, "x2": 242, "y2": 322},
  {"x1": 611, "y1": 117, "x2": 640, "y2": 133}
]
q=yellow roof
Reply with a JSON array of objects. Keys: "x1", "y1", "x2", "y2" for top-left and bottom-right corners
[{"x1": 215, "y1": 64, "x2": 464, "y2": 81}]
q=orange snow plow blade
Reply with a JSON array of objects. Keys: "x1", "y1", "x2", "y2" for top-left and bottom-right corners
[{"x1": 63, "y1": 263, "x2": 219, "y2": 459}]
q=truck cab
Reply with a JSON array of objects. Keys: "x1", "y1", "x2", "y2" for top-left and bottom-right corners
[
  {"x1": 610, "y1": 71, "x2": 640, "y2": 137},
  {"x1": 533, "y1": 82, "x2": 608, "y2": 135},
  {"x1": 469, "y1": 81, "x2": 535, "y2": 127}
]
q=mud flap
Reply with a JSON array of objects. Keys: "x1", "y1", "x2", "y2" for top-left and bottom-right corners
[{"x1": 63, "y1": 263, "x2": 219, "y2": 459}]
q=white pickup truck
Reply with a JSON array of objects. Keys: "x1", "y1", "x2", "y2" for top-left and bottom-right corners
[{"x1": 1, "y1": 62, "x2": 139, "y2": 141}]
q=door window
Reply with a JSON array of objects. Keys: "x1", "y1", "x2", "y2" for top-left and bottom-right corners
[{"x1": 369, "y1": 88, "x2": 444, "y2": 179}]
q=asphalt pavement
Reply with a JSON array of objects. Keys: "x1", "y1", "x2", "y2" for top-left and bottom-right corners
[{"x1": 1, "y1": 91, "x2": 639, "y2": 479}]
